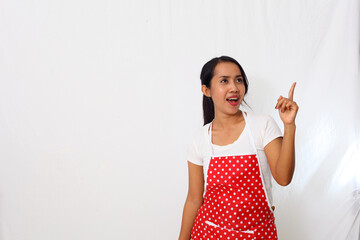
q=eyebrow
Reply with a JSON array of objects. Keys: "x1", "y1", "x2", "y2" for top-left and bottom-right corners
[{"x1": 218, "y1": 75, "x2": 243, "y2": 78}]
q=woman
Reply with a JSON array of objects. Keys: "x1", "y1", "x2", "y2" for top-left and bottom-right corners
[{"x1": 179, "y1": 56, "x2": 298, "y2": 240}]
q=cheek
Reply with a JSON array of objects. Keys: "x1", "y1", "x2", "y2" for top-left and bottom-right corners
[
  {"x1": 240, "y1": 85, "x2": 246, "y2": 94},
  {"x1": 211, "y1": 88, "x2": 226, "y2": 100}
]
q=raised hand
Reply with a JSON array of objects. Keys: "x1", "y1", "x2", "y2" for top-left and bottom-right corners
[{"x1": 275, "y1": 82, "x2": 299, "y2": 125}]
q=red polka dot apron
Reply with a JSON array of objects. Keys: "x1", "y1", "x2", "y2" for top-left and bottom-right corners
[{"x1": 191, "y1": 112, "x2": 278, "y2": 240}]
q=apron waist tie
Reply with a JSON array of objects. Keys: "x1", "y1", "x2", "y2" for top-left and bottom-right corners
[{"x1": 204, "y1": 216, "x2": 275, "y2": 236}]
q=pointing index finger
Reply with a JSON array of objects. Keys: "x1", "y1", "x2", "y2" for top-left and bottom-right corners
[{"x1": 288, "y1": 82, "x2": 296, "y2": 101}]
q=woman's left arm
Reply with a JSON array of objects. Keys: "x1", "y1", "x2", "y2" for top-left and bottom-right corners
[{"x1": 265, "y1": 82, "x2": 299, "y2": 186}]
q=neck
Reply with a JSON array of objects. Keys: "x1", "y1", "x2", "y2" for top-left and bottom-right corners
[{"x1": 212, "y1": 110, "x2": 244, "y2": 130}]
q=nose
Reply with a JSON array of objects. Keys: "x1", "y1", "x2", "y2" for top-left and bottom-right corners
[{"x1": 229, "y1": 80, "x2": 239, "y2": 92}]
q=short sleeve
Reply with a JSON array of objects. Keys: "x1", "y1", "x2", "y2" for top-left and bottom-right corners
[
  {"x1": 186, "y1": 133, "x2": 203, "y2": 166},
  {"x1": 262, "y1": 115, "x2": 283, "y2": 148}
]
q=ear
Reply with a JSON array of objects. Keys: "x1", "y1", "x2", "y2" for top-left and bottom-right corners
[{"x1": 201, "y1": 85, "x2": 211, "y2": 98}]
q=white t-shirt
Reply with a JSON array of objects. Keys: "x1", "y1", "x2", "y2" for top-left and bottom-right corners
[{"x1": 187, "y1": 111, "x2": 283, "y2": 205}]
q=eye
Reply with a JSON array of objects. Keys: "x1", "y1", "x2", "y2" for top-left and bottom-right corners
[
  {"x1": 237, "y1": 78, "x2": 244, "y2": 83},
  {"x1": 220, "y1": 79, "x2": 228, "y2": 83}
]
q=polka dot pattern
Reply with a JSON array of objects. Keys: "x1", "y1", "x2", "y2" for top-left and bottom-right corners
[{"x1": 191, "y1": 154, "x2": 278, "y2": 239}]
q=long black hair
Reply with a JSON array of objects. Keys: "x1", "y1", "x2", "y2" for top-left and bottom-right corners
[{"x1": 200, "y1": 56, "x2": 249, "y2": 125}]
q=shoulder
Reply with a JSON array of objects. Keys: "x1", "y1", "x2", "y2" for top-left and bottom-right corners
[
  {"x1": 245, "y1": 111, "x2": 282, "y2": 149},
  {"x1": 189, "y1": 123, "x2": 211, "y2": 145},
  {"x1": 245, "y1": 111, "x2": 273, "y2": 127},
  {"x1": 186, "y1": 123, "x2": 211, "y2": 165}
]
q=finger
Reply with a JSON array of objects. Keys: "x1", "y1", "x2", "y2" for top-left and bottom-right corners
[
  {"x1": 285, "y1": 102, "x2": 292, "y2": 109},
  {"x1": 281, "y1": 100, "x2": 288, "y2": 113},
  {"x1": 285, "y1": 102, "x2": 294, "y2": 112},
  {"x1": 284, "y1": 100, "x2": 299, "y2": 113},
  {"x1": 275, "y1": 97, "x2": 288, "y2": 109},
  {"x1": 281, "y1": 99, "x2": 294, "y2": 113},
  {"x1": 275, "y1": 96, "x2": 283, "y2": 108},
  {"x1": 289, "y1": 101, "x2": 299, "y2": 112},
  {"x1": 288, "y1": 82, "x2": 296, "y2": 101},
  {"x1": 278, "y1": 99, "x2": 288, "y2": 112}
]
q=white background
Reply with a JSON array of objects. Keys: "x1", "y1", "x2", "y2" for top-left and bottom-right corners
[{"x1": 0, "y1": 0, "x2": 359, "y2": 239}]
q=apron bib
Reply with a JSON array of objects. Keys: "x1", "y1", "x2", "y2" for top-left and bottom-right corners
[{"x1": 191, "y1": 111, "x2": 278, "y2": 240}]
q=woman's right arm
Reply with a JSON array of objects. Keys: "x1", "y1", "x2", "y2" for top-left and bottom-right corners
[{"x1": 178, "y1": 161, "x2": 204, "y2": 240}]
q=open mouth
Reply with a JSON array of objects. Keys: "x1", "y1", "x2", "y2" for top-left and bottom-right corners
[
  {"x1": 226, "y1": 97, "x2": 239, "y2": 106},
  {"x1": 226, "y1": 98, "x2": 239, "y2": 102}
]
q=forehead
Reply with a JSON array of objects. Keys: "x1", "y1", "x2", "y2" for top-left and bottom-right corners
[{"x1": 213, "y1": 62, "x2": 242, "y2": 76}]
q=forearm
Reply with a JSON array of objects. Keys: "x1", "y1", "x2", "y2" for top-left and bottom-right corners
[
  {"x1": 275, "y1": 124, "x2": 296, "y2": 186},
  {"x1": 179, "y1": 197, "x2": 203, "y2": 240}
]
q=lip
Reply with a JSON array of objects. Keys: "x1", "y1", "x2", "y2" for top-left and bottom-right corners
[
  {"x1": 227, "y1": 99, "x2": 239, "y2": 106},
  {"x1": 227, "y1": 95, "x2": 240, "y2": 99},
  {"x1": 226, "y1": 95, "x2": 240, "y2": 107}
]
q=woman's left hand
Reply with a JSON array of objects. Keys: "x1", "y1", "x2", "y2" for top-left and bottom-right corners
[{"x1": 275, "y1": 82, "x2": 299, "y2": 125}]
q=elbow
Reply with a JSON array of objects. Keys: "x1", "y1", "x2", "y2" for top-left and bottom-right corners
[
  {"x1": 273, "y1": 164, "x2": 295, "y2": 186},
  {"x1": 277, "y1": 180, "x2": 291, "y2": 186},
  {"x1": 186, "y1": 194, "x2": 204, "y2": 206},
  {"x1": 275, "y1": 176, "x2": 293, "y2": 186}
]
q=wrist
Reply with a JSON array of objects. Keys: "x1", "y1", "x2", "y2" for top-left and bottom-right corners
[{"x1": 284, "y1": 123, "x2": 296, "y2": 131}]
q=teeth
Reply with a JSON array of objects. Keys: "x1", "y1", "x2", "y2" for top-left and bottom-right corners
[{"x1": 227, "y1": 98, "x2": 238, "y2": 101}]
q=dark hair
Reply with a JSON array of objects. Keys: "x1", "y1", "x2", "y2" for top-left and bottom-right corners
[{"x1": 200, "y1": 56, "x2": 250, "y2": 125}]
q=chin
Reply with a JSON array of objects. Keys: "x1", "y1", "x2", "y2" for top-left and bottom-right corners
[{"x1": 228, "y1": 109, "x2": 240, "y2": 115}]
